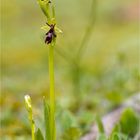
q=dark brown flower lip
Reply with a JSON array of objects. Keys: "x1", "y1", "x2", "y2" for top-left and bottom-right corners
[{"x1": 45, "y1": 24, "x2": 57, "y2": 44}]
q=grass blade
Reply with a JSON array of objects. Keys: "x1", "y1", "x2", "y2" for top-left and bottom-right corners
[
  {"x1": 35, "y1": 128, "x2": 44, "y2": 140},
  {"x1": 96, "y1": 115, "x2": 105, "y2": 133},
  {"x1": 43, "y1": 98, "x2": 51, "y2": 140}
]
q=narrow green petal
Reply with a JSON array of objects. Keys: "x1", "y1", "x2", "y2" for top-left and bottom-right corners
[
  {"x1": 55, "y1": 27, "x2": 63, "y2": 34},
  {"x1": 41, "y1": 25, "x2": 50, "y2": 31}
]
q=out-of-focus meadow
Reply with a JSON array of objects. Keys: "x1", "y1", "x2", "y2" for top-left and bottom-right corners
[{"x1": 0, "y1": 0, "x2": 140, "y2": 139}]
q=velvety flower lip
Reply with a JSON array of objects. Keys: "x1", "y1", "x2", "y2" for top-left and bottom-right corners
[{"x1": 45, "y1": 24, "x2": 56, "y2": 44}]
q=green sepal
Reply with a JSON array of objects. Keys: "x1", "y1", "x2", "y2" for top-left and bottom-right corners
[{"x1": 41, "y1": 25, "x2": 62, "y2": 34}]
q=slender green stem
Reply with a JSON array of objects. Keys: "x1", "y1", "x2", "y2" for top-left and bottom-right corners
[
  {"x1": 28, "y1": 103, "x2": 35, "y2": 140},
  {"x1": 24, "y1": 95, "x2": 35, "y2": 140},
  {"x1": 31, "y1": 116, "x2": 35, "y2": 140},
  {"x1": 49, "y1": 42, "x2": 56, "y2": 140},
  {"x1": 71, "y1": 0, "x2": 97, "y2": 101},
  {"x1": 76, "y1": 0, "x2": 97, "y2": 62}
]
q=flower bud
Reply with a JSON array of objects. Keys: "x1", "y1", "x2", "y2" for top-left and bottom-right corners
[
  {"x1": 37, "y1": 0, "x2": 51, "y2": 20},
  {"x1": 24, "y1": 95, "x2": 32, "y2": 112}
]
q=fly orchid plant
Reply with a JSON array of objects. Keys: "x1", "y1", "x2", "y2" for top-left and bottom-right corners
[
  {"x1": 25, "y1": 0, "x2": 62, "y2": 140},
  {"x1": 37, "y1": 0, "x2": 62, "y2": 139}
]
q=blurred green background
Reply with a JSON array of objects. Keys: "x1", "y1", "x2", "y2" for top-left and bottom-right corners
[{"x1": 0, "y1": 0, "x2": 139, "y2": 139}]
